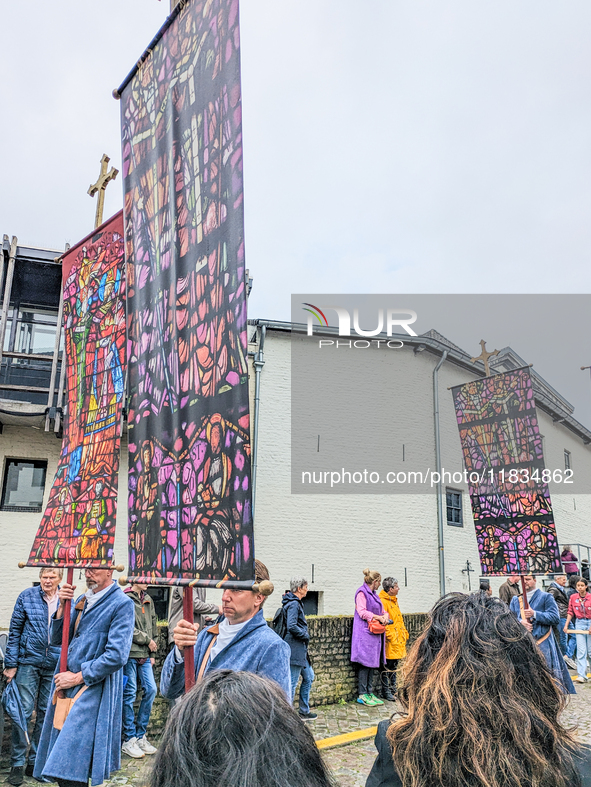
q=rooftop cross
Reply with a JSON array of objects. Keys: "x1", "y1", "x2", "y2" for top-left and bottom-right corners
[
  {"x1": 88, "y1": 154, "x2": 119, "y2": 229},
  {"x1": 471, "y1": 339, "x2": 499, "y2": 377}
]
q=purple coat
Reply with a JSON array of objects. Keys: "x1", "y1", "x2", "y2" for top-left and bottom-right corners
[
  {"x1": 562, "y1": 551, "x2": 578, "y2": 574},
  {"x1": 351, "y1": 583, "x2": 385, "y2": 668}
]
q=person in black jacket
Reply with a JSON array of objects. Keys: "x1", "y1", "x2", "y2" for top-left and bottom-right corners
[
  {"x1": 498, "y1": 574, "x2": 521, "y2": 605},
  {"x1": 3, "y1": 569, "x2": 62, "y2": 786},
  {"x1": 548, "y1": 574, "x2": 574, "y2": 665},
  {"x1": 281, "y1": 578, "x2": 317, "y2": 721},
  {"x1": 365, "y1": 592, "x2": 590, "y2": 787}
]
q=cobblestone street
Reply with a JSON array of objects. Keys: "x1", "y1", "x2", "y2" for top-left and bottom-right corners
[
  {"x1": 103, "y1": 679, "x2": 591, "y2": 787},
  {"x1": 1, "y1": 679, "x2": 589, "y2": 787}
]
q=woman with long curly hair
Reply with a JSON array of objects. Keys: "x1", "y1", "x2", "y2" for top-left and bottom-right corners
[{"x1": 366, "y1": 592, "x2": 591, "y2": 787}]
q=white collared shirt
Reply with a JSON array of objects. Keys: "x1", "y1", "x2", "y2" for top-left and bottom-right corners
[
  {"x1": 84, "y1": 581, "x2": 115, "y2": 610},
  {"x1": 526, "y1": 589, "x2": 537, "y2": 619},
  {"x1": 174, "y1": 616, "x2": 250, "y2": 664},
  {"x1": 209, "y1": 617, "x2": 249, "y2": 661}
]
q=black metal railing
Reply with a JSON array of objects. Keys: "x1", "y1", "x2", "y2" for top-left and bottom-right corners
[{"x1": 0, "y1": 356, "x2": 61, "y2": 406}]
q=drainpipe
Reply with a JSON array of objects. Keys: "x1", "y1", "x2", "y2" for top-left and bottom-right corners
[
  {"x1": 433, "y1": 349, "x2": 449, "y2": 598},
  {"x1": 251, "y1": 324, "x2": 266, "y2": 519}
]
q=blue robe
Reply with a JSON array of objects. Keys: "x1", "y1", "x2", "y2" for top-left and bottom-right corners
[
  {"x1": 160, "y1": 609, "x2": 291, "y2": 699},
  {"x1": 34, "y1": 583, "x2": 134, "y2": 786},
  {"x1": 510, "y1": 588, "x2": 576, "y2": 694}
]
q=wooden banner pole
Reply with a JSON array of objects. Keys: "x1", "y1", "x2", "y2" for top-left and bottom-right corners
[
  {"x1": 183, "y1": 585, "x2": 195, "y2": 691},
  {"x1": 520, "y1": 574, "x2": 530, "y2": 612},
  {"x1": 59, "y1": 567, "x2": 74, "y2": 673}
]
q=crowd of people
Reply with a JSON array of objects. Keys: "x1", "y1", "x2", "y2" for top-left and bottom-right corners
[
  {"x1": 1, "y1": 561, "x2": 292, "y2": 787},
  {"x1": 152, "y1": 587, "x2": 591, "y2": 787},
  {"x1": 500, "y1": 571, "x2": 591, "y2": 686},
  {"x1": 3, "y1": 561, "x2": 591, "y2": 787}
]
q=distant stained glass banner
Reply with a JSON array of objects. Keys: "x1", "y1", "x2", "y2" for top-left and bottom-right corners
[
  {"x1": 452, "y1": 368, "x2": 562, "y2": 576},
  {"x1": 119, "y1": 0, "x2": 254, "y2": 585},
  {"x1": 27, "y1": 213, "x2": 126, "y2": 567}
]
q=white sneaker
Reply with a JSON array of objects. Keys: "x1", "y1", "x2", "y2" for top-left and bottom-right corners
[
  {"x1": 122, "y1": 737, "x2": 145, "y2": 758},
  {"x1": 575, "y1": 675, "x2": 588, "y2": 684},
  {"x1": 137, "y1": 736, "x2": 158, "y2": 755}
]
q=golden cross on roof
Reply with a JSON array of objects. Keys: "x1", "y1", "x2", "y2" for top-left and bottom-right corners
[
  {"x1": 471, "y1": 339, "x2": 499, "y2": 377},
  {"x1": 88, "y1": 154, "x2": 119, "y2": 229}
]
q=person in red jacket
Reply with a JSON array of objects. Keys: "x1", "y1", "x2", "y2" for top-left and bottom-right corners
[{"x1": 564, "y1": 578, "x2": 591, "y2": 684}]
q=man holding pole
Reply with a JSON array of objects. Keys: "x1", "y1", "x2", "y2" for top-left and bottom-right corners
[
  {"x1": 509, "y1": 574, "x2": 575, "y2": 694},
  {"x1": 160, "y1": 561, "x2": 291, "y2": 700},
  {"x1": 34, "y1": 567, "x2": 134, "y2": 787}
]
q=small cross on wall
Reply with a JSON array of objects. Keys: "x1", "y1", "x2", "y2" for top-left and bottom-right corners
[{"x1": 88, "y1": 154, "x2": 119, "y2": 229}]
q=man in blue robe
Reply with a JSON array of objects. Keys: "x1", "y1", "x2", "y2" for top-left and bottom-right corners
[
  {"x1": 160, "y1": 560, "x2": 291, "y2": 699},
  {"x1": 34, "y1": 567, "x2": 134, "y2": 787},
  {"x1": 509, "y1": 574, "x2": 575, "y2": 694}
]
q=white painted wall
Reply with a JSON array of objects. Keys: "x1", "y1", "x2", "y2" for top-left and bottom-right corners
[
  {"x1": 251, "y1": 329, "x2": 591, "y2": 613},
  {"x1": 1, "y1": 327, "x2": 590, "y2": 625}
]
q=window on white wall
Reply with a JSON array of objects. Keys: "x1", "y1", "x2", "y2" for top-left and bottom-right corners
[
  {"x1": 446, "y1": 489, "x2": 463, "y2": 527},
  {"x1": 1, "y1": 460, "x2": 47, "y2": 512},
  {"x1": 564, "y1": 450, "x2": 571, "y2": 471}
]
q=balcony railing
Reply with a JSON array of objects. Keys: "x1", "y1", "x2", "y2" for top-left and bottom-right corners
[{"x1": 0, "y1": 352, "x2": 62, "y2": 404}]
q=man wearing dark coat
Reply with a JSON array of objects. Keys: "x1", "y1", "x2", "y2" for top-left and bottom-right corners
[
  {"x1": 547, "y1": 573, "x2": 572, "y2": 661},
  {"x1": 3, "y1": 568, "x2": 62, "y2": 786},
  {"x1": 281, "y1": 577, "x2": 317, "y2": 721},
  {"x1": 509, "y1": 574, "x2": 575, "y2": 695},
  {"x1": 498, "y1": 574, "x2": 521, "y2": 605},
  {"x1": 34, "y1": 567, "x2": 134, "y2": 787}
]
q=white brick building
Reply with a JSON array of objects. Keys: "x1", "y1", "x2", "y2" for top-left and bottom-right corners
[
  {"x1": 1, "y1": 303, "x2": 590, "y2": 624},
  {"x1": 248, "y1": 322, "x2": 591, "y2": 615}
]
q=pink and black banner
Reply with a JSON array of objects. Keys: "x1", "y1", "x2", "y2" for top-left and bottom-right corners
[
  {"x1": 118, "y1": 0, "x2": 254, "y2": 586},
  {"x1": 452, "y1": 368, "x2": 562, "y2": 576}
]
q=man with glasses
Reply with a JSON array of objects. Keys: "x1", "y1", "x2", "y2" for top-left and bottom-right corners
[{"x1": 34, "y1": 566, "x2": 134, "y2": 787}]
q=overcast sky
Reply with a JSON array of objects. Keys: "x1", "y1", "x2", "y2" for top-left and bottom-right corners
[{"x1": 1, "y1": 1, "x2": 590, "y2": 323}]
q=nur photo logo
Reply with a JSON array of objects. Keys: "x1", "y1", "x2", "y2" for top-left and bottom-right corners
[{"x1": 302, "y1": 302, "x2": 418, "y2": 348}]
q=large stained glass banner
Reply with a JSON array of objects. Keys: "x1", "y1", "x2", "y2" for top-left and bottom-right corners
[
  {"x1": 119, "y1": 0, "x2": 253, "y2": 585},
  {"x1": 27, "y1": 213, "x2": 126, "y2": 567},
  {"x1": 452, "y1": 368, "x2": 561, "y2": 576}
]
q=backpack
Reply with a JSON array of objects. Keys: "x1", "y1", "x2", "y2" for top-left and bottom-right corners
[{"x1": 271, "y1": 606, "x2": 288, "y2": 639}]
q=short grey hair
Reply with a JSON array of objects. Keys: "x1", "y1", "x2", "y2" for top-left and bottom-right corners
[
  {"x1": 39, "y1": 567, "x2": 63, "y2": 580},
  {"x1": 382, "y1": 577, "x2": 398, "y2": 592},
  {"x1": 289, "y1": 577, "x2": 308, "y2": 593}
]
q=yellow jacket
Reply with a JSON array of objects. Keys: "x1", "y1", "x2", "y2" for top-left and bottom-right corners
[{"x1": 379, "y1": 589, "x2": 409, "y2": 660}]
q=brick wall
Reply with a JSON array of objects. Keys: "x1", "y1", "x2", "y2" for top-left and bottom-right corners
[{"x1": 301, "y1": 613, "x2": 428, "y2": 706}]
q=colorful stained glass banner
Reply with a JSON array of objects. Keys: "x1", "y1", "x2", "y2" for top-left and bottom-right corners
[
  {"x1": 451, "y1": 368, "x2": 562, "y2": 576},
  {"x1": 119, "y1": 0, "x2": 254, "y2": 585},
  {"x1": 27, "y1": 213, "x2": 126, "y2": 568}
]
